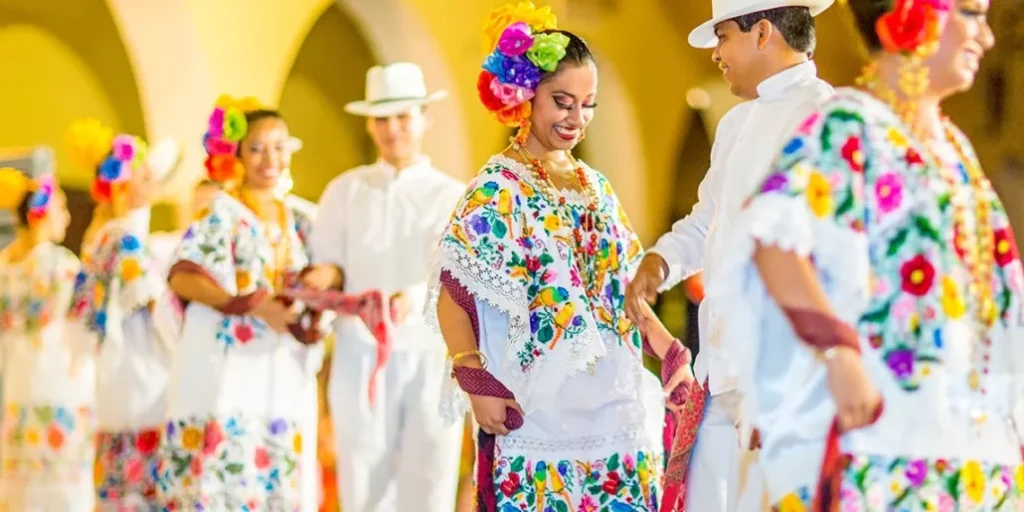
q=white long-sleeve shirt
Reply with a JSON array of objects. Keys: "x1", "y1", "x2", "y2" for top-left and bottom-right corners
[
  {"x1": 310, "y1": 157, "x2": 464, "y2": 351},
  {"x1": 648, "y1": 62, "x2": 834, "y2": 394}
]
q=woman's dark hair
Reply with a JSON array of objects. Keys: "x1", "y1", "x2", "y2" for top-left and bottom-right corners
[
  {"x1": 847, "y1": 0, "x2": 894, "y2": 52},
  {"x1": 236, "y1": 109, "x2": 285, "y2": 156},
  {"x1": 14, "y1": 191, "x2": 32, "y2": 226},
  {"x1": 538, "y1": 30, "x2": 596, "y2": 84},
  {"x1": 733, "y1": 6, "x2": 817, "y2": 54}
]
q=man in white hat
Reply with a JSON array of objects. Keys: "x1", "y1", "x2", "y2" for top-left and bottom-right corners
[
  {"x1": 625, "y1": 1, "x2": 835, "y2": 511},
  {"x1": 302, "y1": 62, "x2": 465, "y2": 512}
]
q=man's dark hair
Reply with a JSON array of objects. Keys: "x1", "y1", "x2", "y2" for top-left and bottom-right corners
[
  {"x1": 733, "y1": 6, "x2": 817, "y2": 54},
  {"x1": 537, "y1": 30, "x2": 596, "y2": 84}
]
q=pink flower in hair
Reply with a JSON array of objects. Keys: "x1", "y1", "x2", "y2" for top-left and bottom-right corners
[
  {"x1": 111, "y1": 135, "x2": 135, "y2": 161},
  {"x1": 208, "y1": 108, "x2": 226, "y2": 138},
  {"x1": 204, "y1": 135, "x2": 237, "y2": 156},
  {"x1": 489, "y1": 78, "x2": 534, "y2": 107},
  {"x1": 498, "y1": 22, "x2": 534, "y2": 57}
]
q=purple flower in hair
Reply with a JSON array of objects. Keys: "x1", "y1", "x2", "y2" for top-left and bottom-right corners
[
  {"x1": 504, "y1": 56, "x2": 543, "y2": 90},
  {"x1": 498, "y1": 22, "x2": 534, "y2": 57}
]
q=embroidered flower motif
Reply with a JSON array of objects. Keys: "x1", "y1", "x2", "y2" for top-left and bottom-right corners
[
  {"x1": 994, "y1": 228, "x2": 1018, "y2": 267},
  {"x1": 761, "y1": 173, "x2": 788, "y2": 193},
  {"x1": 805, "y1": 171, "x2": 833, "y2": 218},
  {"x1": 875, "y1": 172, "x2": 904, "y2": 213},
  {"x1": 900, "y1": 254, "x2": 935, "y2": 296},
  {"x1": 962, "y1": 460, "x2": 986, "y2": 504},
  {"x1": 841, "y1": 136, "x2": 865, "y2": 172}
]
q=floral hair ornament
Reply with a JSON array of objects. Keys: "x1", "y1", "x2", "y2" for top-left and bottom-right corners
[
  {"x1": 478, "y1": 2, "x2": 569, "y2": 141},
  {"x1": 67, "y1": 119, "x2": 146, "y2": 204},
  {"x1": 0, "y1": 168, "x2": 58, "y2": 226},
  {"x1": 203, "y1": 94, "x2": 260, "y2": 185}
]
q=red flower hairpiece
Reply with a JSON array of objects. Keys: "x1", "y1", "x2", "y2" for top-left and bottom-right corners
[{"x1": 875, "y1": 0, "x2": 952, "y2": 54}]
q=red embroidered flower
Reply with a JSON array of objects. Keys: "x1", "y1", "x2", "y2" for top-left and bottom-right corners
[
  {"x1": 602, "y1": 471, "x2": 621, "y2": 494},
  {"x1": 478, "y1": 71, "x2": 506, "y2": 112},
  {"x1": 841, "y1": 136, "x2": 864, "y2": 173},
  {"x1": 190, "y1": 456, "x2": 203, "y2": 477},
  {"x1": 525, "y1": 255, "x2": 542, "y2": 273},
  {"x1": 876, "y1": 0, "x2": 952, "y2": 53},
  {"x1": 994, "y1": 228, "x2": 1019, "y2": 267},
  {"x1": 135, "y1": 428, "x2": 160, "y2": 455},
  {"x1": 234, "y1": 323, "x2": 254, "y2": 344},
  {"x1": 500, "y1": 472, "x2": 520, "y2": 497},
  {"x1": 202, "y1": 420, "x2": 224, "y2": 456},
  {"x1": 900, "y1": 254, "x2": 936, "y2": 296},
  {"x1": 254, "y1": 447, "x2": 271, "y2": 469},
  {"x1": 905, "y1": 148, "x2": 924, "y2": 166}
]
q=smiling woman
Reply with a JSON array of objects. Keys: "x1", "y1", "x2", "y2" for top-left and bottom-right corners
[{"x1": 426, "y1": 3, "x2": 695, "y2": 511}]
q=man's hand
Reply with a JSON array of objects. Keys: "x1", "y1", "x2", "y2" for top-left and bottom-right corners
[
  {"x1": 390, "y1": 292, "x2": 411, "y2": 324},
  {"x1": 301, "y1": 264, "x2": 342, "y2": 291},
  {"x1": 625, "y1": 253, "x2": 669, "y2": 327},
  {"x1": 825, "y1": 347, "x2": 883, "y2": 432}
]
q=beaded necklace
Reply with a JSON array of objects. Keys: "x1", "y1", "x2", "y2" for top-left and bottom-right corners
[
  {"x1": 510, "y1": 139, "x2": 607, "y2": 301},
  {"x1": 859, "y1": 68, "x2": 997, "y2": 394},
  {"x1": 233, "y1": 187, "x2": 292, "y2": 292}
]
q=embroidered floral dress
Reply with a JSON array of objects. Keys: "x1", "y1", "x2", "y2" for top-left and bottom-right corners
[
  {"x1": 158, "y1": 192, "x2": 325, "y2": 511},
  {"x1": 68, "y1": 215, "x2": 171, "y2": 510},
  {"x1": 715, "y1": 89, "x2": 1024, "y2": 511},
  {"x1": 427, "y1": 156, "x2": 666, "y2": 511},
  {"x1": 0, "y1": 242, "x2": 96, "y2": 511}
]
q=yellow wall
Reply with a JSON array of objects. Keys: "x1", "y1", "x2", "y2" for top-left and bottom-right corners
[{"x1": 1, "y1": 0, "x2": 1022, "y2": 244}]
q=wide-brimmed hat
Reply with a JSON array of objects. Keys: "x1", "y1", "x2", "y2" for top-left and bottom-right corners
[
  {"x1": 688, "y1": 0, "x2": 834, "y2": 49},
  {"x1": 344, "y1": 62, "x2": 447, "y2": 117}
]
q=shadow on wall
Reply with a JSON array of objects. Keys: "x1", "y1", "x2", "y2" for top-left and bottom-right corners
[{"x1": 279, "y1": 2, "x2": 378, "y2": 202}]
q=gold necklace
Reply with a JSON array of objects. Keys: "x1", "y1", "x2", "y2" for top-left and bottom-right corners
[
  {"x1": 858, "y1": 66, "x2": 997, "y2": 393},
  {"x1": 234, "y1": 187, "x2": 292, "y2": 292}
]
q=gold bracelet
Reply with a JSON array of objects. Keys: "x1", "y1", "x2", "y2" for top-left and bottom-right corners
[{"x1": 449, "y1": 350, "x2": 488, "y2": 369}]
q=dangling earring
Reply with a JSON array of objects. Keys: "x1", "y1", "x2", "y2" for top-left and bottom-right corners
[
  {"x1": 578, "y1": 126, "x2": 587, "y2": 142},
  {"x1": 513, "y1": 119, "x2": 531, "y2": 147}
]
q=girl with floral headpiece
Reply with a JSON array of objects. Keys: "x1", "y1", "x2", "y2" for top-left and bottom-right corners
[
  {"x1": 428, "y1": 3, "x2": 694, "y2": 510},
  {"x1": 713, "y1": 0, "x2": 1024, "y2": 510},
  {"x1": 160, "y1": 97, "x2": 327, "y2": 510},
  {"x1": 0, "y1": 167, "x2": 95, "y2": 510},
  {"x1": 63, "y1": 118, "x2": 171, "y2": 510}
]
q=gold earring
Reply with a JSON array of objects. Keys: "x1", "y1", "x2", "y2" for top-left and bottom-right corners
[{"x1": 514, "y1": 120, "x2": 531, "y2": 147}]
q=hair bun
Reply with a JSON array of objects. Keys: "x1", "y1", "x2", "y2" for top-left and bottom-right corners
[{"x1": 0, "y1": 167, "x2": 32, "y2": 212}]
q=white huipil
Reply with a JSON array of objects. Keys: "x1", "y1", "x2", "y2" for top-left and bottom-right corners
[
  {"x1": 647, "y1": 62, "x2": 834, "y2": 511},
  {"x1": 310, "y1": 157, "x2": 466, "y2": 512},
  {"x1": 68, "y1": 213, "x2": 171, "y2": 510},
  {"x1": 0, "y1": 242, "x2": 96, "y2": 511}
]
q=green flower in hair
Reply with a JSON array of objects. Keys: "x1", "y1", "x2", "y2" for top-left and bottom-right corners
[
  {"x1": 526, "y1": 32, "x2": 569, "y2": 72},
  {"x1": 222, "y1": 107, "x2": 248, "y2": 142}
]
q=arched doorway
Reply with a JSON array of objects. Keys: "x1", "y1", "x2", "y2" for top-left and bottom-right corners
[
  {"x1": 0, "y1": 0, "x2": 146, "y2": 251},
  {"x1": 278, "y1": 3, "x2": 378, "y2": 201}
]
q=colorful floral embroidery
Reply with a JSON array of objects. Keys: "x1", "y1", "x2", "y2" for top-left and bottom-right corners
[
  {"x1": 157, "y1": 415, "x2": 302, "y2": 510},
  {"x1": 0, "y1": 404, "x2": 95, "y2": 482},
  {"x1": 174, "y1": 193, "x2": 311, "y2": 351},
  {"x1": 95, "y1": 427, "x2": 161, "y2": 508},
  {"x1": 0, "y1": 244, "x2": 79, "y2": 336},
  {"x1": 437, "y1": 158, "x2": 643, "y2": 379},
  {"x1": 775, "y1": 454, "x2": 1024, "y2": 511},
  {"x1": 493, "y1": 450, "x2": 660, "y2": 511},
  {"x1": 753, "y1": 93, "x2": 1024, "y2": 391},
  {"x1": 69, "y1": 227, "x2": 160, "y2": 339}
]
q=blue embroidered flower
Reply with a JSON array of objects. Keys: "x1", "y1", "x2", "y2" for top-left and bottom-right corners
[{"x1": 120, "y1": 234, "x2": 141, "y2": 252}]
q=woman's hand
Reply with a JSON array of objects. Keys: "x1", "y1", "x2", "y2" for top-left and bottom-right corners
[
  {"x1": 252, "y1": 297, "x2": 298, "y2": 333},
  {"x1": 468, "y1": 394, "x2": 524, "y2": 436},
  {"x1": 664, "y1": 364, "x2": 697, "y2": 412},
  {"x1": 825, "y1": 346, "x2": 883, "y2": 431}
]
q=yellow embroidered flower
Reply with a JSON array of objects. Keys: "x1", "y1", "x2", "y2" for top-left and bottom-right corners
[
  {"x1": 1014, "y1": 465, "x2": 1024, "y2": 493},
  {"x1": 94, "y1": 282, "x2": 105, "y2": 304},
  {"x1": 777, "y1": 492, "x2": 806, "y2": 512},
  {"x1": 293, "y1": 432, "x2": 303, "y2": 454},
  {"x1": 94, "y1": 459, "x2": 104, "y2": 483},
  {"x1": 120, "y1": 257, "x2": 142, "y2": 282},
  {"x1": 887, "y1": 127, "x2": 909, "y2": 148},
  {"x1": 543, "y1": 215, "x2": 561, "y2": 232},
  {"x1": 236, "y1": 270, "x2": 252, "y2": 291},
  {"x1": 483, "y1": 2, "x2": 557, "y2": 51},
  {"x1": 962, "y1": 460, "x2": 986, "y2": 504},
  {"x1": 806, "y1": 171, "x2": 833, "y2": 218},
  {"x1": 518, "y1": 181, "x2": 535, "y2": 198},
  {"x1": 940, "y1": 277, "x2": 966, "y2": 319},
  {"x1": 25, "y1": 427, "x2": 40, "y2": 446},
  {"x1": 181, "y1": 426, "x2": 203, "y2": 451}
]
